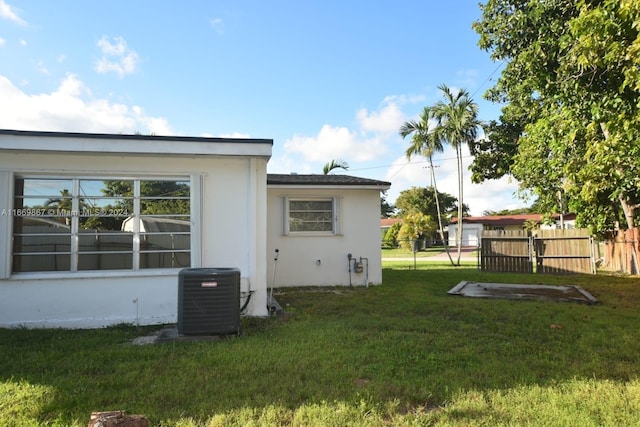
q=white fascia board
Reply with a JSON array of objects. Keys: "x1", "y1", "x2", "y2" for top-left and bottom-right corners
[{"x1": 0, "y1": 132, "x2": 272, "y2": 158}]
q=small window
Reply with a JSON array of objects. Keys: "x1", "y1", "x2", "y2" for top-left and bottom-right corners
[{"x1": 285, "y1": 197, "x2": 340, "y2": 235}]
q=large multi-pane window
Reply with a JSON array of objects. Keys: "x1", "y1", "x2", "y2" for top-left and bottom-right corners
[
  {"x1": 285, "y1": 197, "x2": 340, "y2": 234},
  {"x1": 12, "y1": 177, "x2": 191, "y2": 273}
]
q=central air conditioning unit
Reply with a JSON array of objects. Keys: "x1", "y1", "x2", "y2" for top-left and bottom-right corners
[{"x1": 178, "y1": 267, "x2": 241, "y2": 336}]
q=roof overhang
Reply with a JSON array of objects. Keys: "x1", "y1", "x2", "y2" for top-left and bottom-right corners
[
  {"x1": 267, "y1": 173, "x2": 391, "y2": 191},
  {"x1": 0, "y1": 129, "x2": 273, "y2": 158},
  {"x1": 268, "y1": 184, "x2": 391, "y2": 191}
]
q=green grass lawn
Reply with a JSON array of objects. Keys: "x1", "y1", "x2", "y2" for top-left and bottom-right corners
[{"x1": 1, "y1": 264, "x2": 640, "y2": 426}]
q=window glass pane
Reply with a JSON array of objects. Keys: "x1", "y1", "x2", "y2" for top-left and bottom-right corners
[
  {"x1": 140, "y1": 233, "x2": 190, "y2": 252},
  {"x1": 289, "y1": 220, "x2": 333, "y2": 232},
  {"x1": 77, "y1": 180, "x2": 133, "y2": 235},
  {"x1": 18, "y1": 178, "x2": 74, "y2": 197},
  {"x1": 30, "y1": 181, "x2": 73, "y2": 209},
  {"x1": 79, "y1": 216, "x2": 128, "y2": 232},
  {"x1": 79, "y1": 180, "x2": 130, "y2": 197},
  {"x1": 13, "y1": 254, "x2": 70, "y2": 272},
  {"x1": 140, "y1": 180, "x2": 190, "y2": 215},
  {"x1": 288, "y1": 199, "x2": 334, "y2": 232},
  {"x1": 140, "y1": 180, "x2": 190, "y2": 197},
  {"x1": 141, "y1": 200, "x2": 190, "y2": 216},
  {"x1": 78, "y1": 253, "x2": 133, "y2": 270},
  {"x1": 140, "y1": 252, "x2": 190, "y2": 269},
  {"x1": 291, "y1": 212, "x2": 333, "y2": 222},
  {"x1": 79, "y1": 198, "x2": 132, "y2": 216},
  {"x1": 13, "y1": 234, "x2": 71, "y2": 253},
  {"x1": 15, "y1": 199, "x2": 64, "y2": 212},
  {"x1": 139, "y1": 216, "x2": 190, "y2": 233},
  {"x1": 15, "y1": 178, "x2": 74, "y2": 217},
  {"x1": 78, "y1": 233, "x2": 133, "y2": 252},
  {"x1": 91, "y1": 180, "x2": 134, "y2": 197},
  {"x1": 14, "y1": 216, "x2": 70, "y2": 234},
  {"x1": 289, "y1": 200, "x2": 333, "y2": 211},
  {"x1": 81, "y1": 180, "x2": 134, "y2": 216},
  {"x1": 12, "y1": 177, "x2": 191, "y2": 273}
]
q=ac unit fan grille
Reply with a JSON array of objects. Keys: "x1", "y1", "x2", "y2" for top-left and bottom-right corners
[{"x1": 178, "y1": 268, "x2": 241, "y2": 335}]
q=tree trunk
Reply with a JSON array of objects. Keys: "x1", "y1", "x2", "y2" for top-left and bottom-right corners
[
  {"x1": 456, "y1": 144, "x2": 464, "y2": 266},
  {"x1": 619, "y1": 195, "x2": 636, "y2": 230},
  {"x1": 619, "y1": 195, "x2": 639, "y2": 274},
  {"x1": 430, "y1": 156, "x2": 455, "y2": 265},
  {"x1": 601, "y1": 123, "x2": 639, "y2": 272}
]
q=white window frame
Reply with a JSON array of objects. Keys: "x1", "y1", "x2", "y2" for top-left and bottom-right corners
[
  {"x1": 283, "y1": 196, "x2": 341, "y2": 236},
  {"x1": 10, "y1": 175, "x2": 193, "y2": 274}
]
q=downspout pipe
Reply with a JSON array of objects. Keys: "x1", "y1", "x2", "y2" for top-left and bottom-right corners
[{"x1": 360, "y1": 257, "x2": 369, "y2": 287}]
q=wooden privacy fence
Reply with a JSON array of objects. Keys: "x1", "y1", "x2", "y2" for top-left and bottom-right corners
[
  {"x1": 602, "y1": 228, "x2": 639, "y2": 275},
  {"x1": 535, "y1": 229, "x2": 595, "y2": 274},
  {"x1": 481, "y1": 229, "x2": 595, "y2": 274},
  {"x1": 480, "y1": 230, "x2": 533, "y2": 273}
]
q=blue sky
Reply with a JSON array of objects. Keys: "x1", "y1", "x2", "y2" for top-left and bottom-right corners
[{"x1": 0, "y1": 0, "x2": 527, "y2": 215}]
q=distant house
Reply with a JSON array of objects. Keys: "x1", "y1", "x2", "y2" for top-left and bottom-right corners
[
  {"x1": 380, "y1": 218, "x2": 402, "y2": 237},
  {"x1": 447, "y1": 214, "x2": 576, "y2": 247},
  {"x1": 267, "y1": 174, "x2": 390, "y2": 287}
]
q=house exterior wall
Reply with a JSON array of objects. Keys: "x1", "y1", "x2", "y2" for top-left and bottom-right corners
[
  {"x1": 0, "y1": 139, "x2": 270, "y2": 328},
  {"x1": 447, "y1": 223, "x2": 483, "y2": 247},
  {"x1": 267, "y1": 187, "x2": 383, "y2": 287}
]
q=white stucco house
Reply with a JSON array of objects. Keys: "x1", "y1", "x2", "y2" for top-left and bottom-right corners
[
  {"x1": 267, "y1": 174, "x2": 390, "y2": 287},
  {"x1": 0, "y1": 130, "x2": 390, "y2": 329},
  {"x1": 0, "y1": 129, "x2": 272, "y2": 328}
]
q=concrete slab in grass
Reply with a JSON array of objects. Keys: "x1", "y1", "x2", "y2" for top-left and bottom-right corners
[{"x1": 448, "y1": 281, "x2": 599, "y2": 304}]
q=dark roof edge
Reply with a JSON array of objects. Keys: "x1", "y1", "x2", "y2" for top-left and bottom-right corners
[
  {"x1": 0, "y1": 129, "x2": 273, "y2": 145},
  {"x1": 267, "y1": 173, "x2": 391, "y2": 187}
]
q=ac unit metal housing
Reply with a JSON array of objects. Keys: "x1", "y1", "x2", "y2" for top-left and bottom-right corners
[{"x1": 178, "y1": 267, "x2": 241, "y2": 336}]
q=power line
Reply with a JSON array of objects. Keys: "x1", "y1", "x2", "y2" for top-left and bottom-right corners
[
  {"x1": 470, "y1": 59, "x2": 507, "y2": 100},
  {"x1": 348, "y1": 153, "x2": 474, "y2": 174}
]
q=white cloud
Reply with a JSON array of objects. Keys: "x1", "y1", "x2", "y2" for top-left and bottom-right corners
[
  {"x1": 218, "y1": 132, "x2": 251, "y2": 138},
  {"x1": 464, "y1": 176, "x2": 523, "y2": 216},
  {"x1": 200, "y1": 132, "x2": 251, "y2": 139},
  {"x1": 356, "y1": 98, "x2": 406, "y2": 134},
  {"x1": 284, "y1": 124, "x2": 386, "y2": 163},
  {"x1": 141, "y1": 116, "x2": 173, "y2": 136},
  {"x1": 282, "y1": 97, "x2": 408, "y2": 167},
  {"x1": 385, "y1": 145, "x2": 524, "y2": 216},
  {"x1": 19, "y1": 39, "x2": 26, "y2": 46},
  {"x1": 267, "y1": 152, "x2": 315, "y2": 175},
  {"x1": 0, "y1": 74, "x2": 172, "y2": 135},
  {"x1": 36, "y1": 60, "x2": 49, "y2": 75},
  {"x1": 0, "y1": 0, "x2": 26, "y2": 25},
  {"x1": 455, "y1": 69, "x2": 479, "y2": 87},
  {"x1": 210, "y1": 18, "x2": 224, "y2": 34},
  {"x1": 95, "y1": 36, "x2": 140, "y2": 78},
  {"x1": 0, "y1": 37, "x2": 5, "y2": 46}
]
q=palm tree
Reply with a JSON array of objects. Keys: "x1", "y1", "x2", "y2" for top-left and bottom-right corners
[
  {"x1": 399, "y1": 106, "x2": 455, "y2": 265},
  {"x1": 431, "y1": 84, "x2": 483, "y2": 265},
  {"x1": 45, "y1": 189, "x2": 76, "y2": 226},
  {"x1": 322, "y1": 159, "x2": 349, "y2": 175}
]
